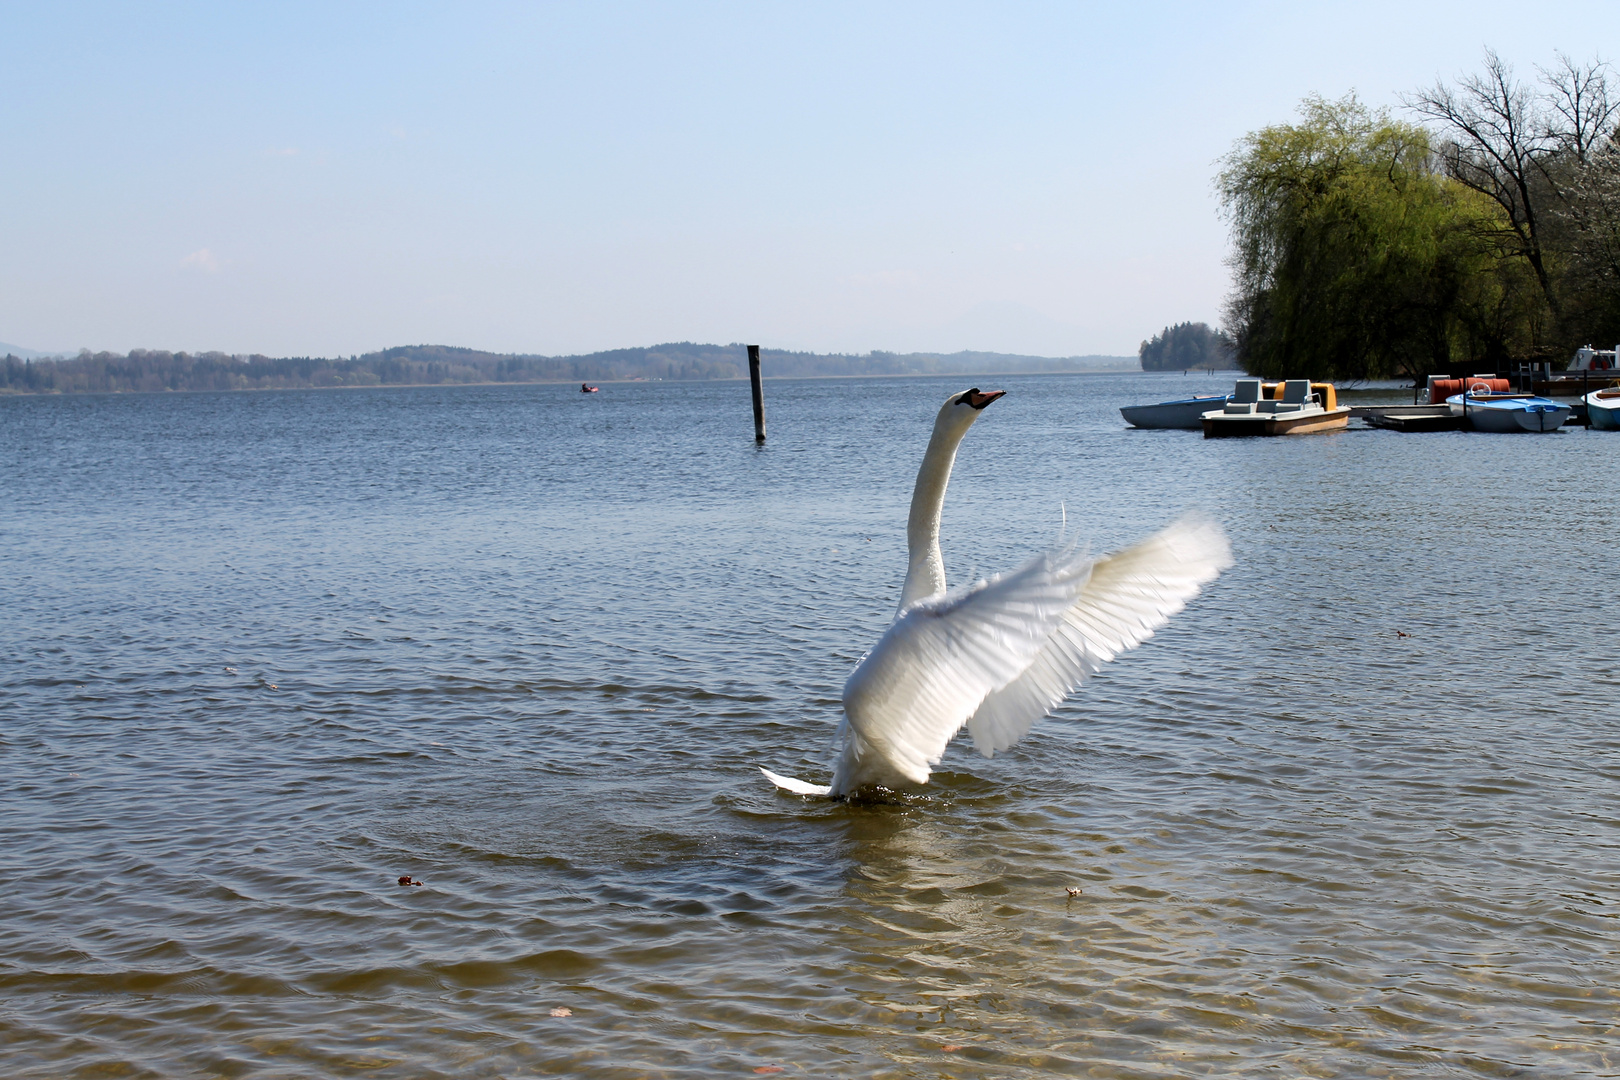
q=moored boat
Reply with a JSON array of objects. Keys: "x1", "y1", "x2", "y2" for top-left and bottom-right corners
[
  {"x1": 1570, "y1": 345, "x2": 1620, "y2": 372},
  {"x1": 1445, "y1": 391, "x2": 1571, "y2": 433},
  {"x1": 1586, "y1": 387, "x2": 1620, "y2": 430},
  {"x1": 1201, "y1": 379, "x2": 1350, "y2": 438},
  {"x1": 1120, "y1": 393, "x2": 1232, "y2": 430}
]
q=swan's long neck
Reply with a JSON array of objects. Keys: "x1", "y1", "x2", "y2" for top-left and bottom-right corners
[{"x1": 898, "y1": 420, "x2": 968, "y2": 611}]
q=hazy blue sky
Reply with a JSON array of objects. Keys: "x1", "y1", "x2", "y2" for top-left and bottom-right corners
[{"x1": 3, "y1": 1, "x2": 1616, "y2": 358}]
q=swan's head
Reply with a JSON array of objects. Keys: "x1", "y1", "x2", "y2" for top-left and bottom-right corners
[{"x1": 934, "y1": 387, "x2": 1006, "y2": 439}]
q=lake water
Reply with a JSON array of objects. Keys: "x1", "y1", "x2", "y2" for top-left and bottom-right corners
[{"x1": 2, "y1": 373, "x2": 1616, "y2": 1079}]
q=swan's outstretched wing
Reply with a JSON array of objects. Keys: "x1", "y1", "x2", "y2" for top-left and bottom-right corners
[
  {"x1": 838, "y1": 548, "x2": 1093, "y2": 789},
  {"x1": 965, "y1": 514, "x2": 1231, "y2": 757}
]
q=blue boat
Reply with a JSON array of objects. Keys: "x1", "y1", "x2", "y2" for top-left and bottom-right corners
[
  {"x1": 1120, "y1": 392, "x2": 1232, "y2": 430},
  {"x1": 1445, "y1": 392, "x2": 1571, "y2": 433}
]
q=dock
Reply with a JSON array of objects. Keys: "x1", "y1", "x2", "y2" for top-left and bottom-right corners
[
  {"x1": 1352, "y1": 402, "x2": 1588, "y2": 429},
  {"x1": 1352, "y1": 405, "x2": 1465, "y2": 432},
  {"x1": 1528, "y1": 374, "x2": 1619, "y2": 397}
]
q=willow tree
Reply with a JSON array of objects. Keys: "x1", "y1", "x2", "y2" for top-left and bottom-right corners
[{"x1": 1219, "y1": 95, "x2": 1506, "y2": 381}]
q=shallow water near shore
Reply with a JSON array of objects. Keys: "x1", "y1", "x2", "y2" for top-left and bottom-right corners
[{"x1": 2, "y1": 372, "x2": 1617, "y2": 1078}]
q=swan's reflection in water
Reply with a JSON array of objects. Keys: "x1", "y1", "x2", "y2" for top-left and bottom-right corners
[
  {"x1": 808, "y1": 777, "x2": 1114, "y2": 1064},
  {"x1": 809, "y1": 775, "x2": 1331, "y2": 1073}
]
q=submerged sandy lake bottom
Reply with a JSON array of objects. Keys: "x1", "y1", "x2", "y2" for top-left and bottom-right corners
[{"x1": 2, "y1": 373, "x2": 1616, "y2": 1078}]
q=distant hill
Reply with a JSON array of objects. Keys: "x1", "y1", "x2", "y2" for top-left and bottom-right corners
[
  {"x1": 1, "y1": 342, "x2": 1136, "y2": 394},
  {"x1": 0, "y1": 342, "x2": 69, "y2": 361},
  {"x1": 369, "y1": 343, "x2": 1135, "y2": 381}
]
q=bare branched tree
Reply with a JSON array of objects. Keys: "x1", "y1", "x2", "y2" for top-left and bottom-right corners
[
  {"x1": 1406, "y1": 50, "x2": 1568, "y2": 320},
  {"x1": 1538, "y1": 54, "x2": 1619, "y2": 343},
  {"x1": 1540, "y1": 52, "x2": 1618, "y2": 164}
]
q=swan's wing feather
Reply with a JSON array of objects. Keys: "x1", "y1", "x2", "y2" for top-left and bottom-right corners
[
  {"x1": 840, "y1": 549, "x2": 1091, "y2": 785},
  {"x1": 966, "y1": 514, "x2": 1232, "y2": 757}
]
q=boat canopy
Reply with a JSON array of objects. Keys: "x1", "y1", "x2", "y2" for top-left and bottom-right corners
[{"x1": 1570, "y1": 346, "x2": 1620, "y2": 371}]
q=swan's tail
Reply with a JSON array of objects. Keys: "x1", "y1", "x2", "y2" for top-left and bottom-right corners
[{"x1": 760, "y1": 767, "x2": 833, "y2": 797}]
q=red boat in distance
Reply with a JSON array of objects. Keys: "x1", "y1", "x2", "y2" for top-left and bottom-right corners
[{"x1": 581, "y1": 383, "x2": 599, "y2": 393}]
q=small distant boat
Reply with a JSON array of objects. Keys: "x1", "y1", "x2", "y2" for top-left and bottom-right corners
[
  {"x1": 1585, "y1": 387, "x2": 1620, "y2": 430},
  {"x1": 1446, "y1": 391, "x2": 1570, "y2": 432},
  {"x1": 1120, "y1": 393, "x2": 1232, "y2": 430},
  {"x1": 581, "y1": 383, "x2": 600, "y2": 393},
  {"x1": 1201, "y1": 379, "x2": 1350, "y2": 438}
]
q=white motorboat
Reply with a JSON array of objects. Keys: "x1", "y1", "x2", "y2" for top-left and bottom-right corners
[
  {"x1": 1120, "y1": 393, "x2": 1232, "y2": 429},
  {"x1": 1570, "y1": 345, "x2": 1620, "y2": 372},
  {"x1": 1446, "y1": 391, "x2": 1571, "y2": 433},
  {"x1": 1201, "y1": 379, "x2": 1350, "y2": 438},
  {"x1": 1586, "y1": 387, "x2": 1620, "y2": 430}
]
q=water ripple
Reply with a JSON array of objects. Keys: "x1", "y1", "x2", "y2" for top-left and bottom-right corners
[{"x1": 1, "y1": 377, "x2": 1616, "y2": 1077}]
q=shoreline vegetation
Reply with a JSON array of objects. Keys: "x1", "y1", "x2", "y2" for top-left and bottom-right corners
[
  {"x1": 0, "y1": 343, "x2": 1135, "y2": 396},
  {"x1": 1139, "y1": 322, "x2": 1235, "y2": 371},
  {"x1": 1221, "y1": 52, "x2": 1620, "y2": 382}
]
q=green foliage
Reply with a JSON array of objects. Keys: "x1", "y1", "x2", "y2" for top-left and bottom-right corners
[
  {"x1": 1138, "y1": 322, "x2": 1233, "y2": 371},
  {"x1": 1220, "y1": 95, "x2": 1513, "y2": 381}
]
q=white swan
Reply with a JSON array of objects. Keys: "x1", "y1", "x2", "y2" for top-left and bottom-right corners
[{"x1": 762, "y1": 387, "x2": 1233, "y2": 799}]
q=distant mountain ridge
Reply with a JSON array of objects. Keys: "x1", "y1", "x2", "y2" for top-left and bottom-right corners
[
  {"x1": 1, "y1": 342, "x2": 1135, "y2": 394},
  {"x1": 370, "y1": 342, "x2": 1135, "y2": 381},
  {"x1": 0, "y1": 342, "x2": 69, "y2": 361}
]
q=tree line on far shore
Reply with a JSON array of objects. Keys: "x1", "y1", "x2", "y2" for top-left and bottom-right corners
[
  {"x1": 0, "y1": 343, "x2": 1135, "y2": 395},
  {"x1": 1219, "y1": 51, "x2": 1620, "y2": 382},
  {"x1": 1138, "y1": 322, "x2": 1234, "y2": 371}
]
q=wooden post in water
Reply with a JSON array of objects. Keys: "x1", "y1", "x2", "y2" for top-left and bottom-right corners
[{"x1": 747, "y1": 344, "x2": 766, "y2": 443}]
